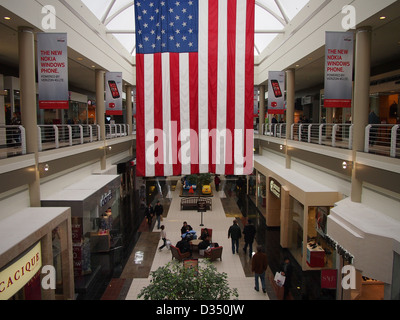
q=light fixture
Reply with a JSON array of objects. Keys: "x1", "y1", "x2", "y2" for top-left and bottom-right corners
[
  {"x1": 280, "y1": 144, "x2": 283, "y2": 150},
  {"x1": 44, "y1": 164, "x2": 49, "y2": 172},
  {"x1": 342, "y1": 161, "x2": 353, "y2": 169},
  {"x1": 4, "y1": 16, "x2": 11, "y2": 20},
  {"x1": 77, "y1": 57, "x2": 84, "y2": 61},
  {"x1": 380, "y1": 16, "x2": 386, "y2": 20}
]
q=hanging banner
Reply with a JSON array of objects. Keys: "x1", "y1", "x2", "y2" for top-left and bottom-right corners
[
  {"x1": 324, "y1": 31, "x2": 354, "y2": 108},
  {"x1": 37, "y1": 33, "x2": 69, "y2": 109},
  {"x1": 268, "y1": 71, "x2": 285, "y2": 114},
  {"x1": 105, "y1": 72, "x2": 123, "y2": 116}
]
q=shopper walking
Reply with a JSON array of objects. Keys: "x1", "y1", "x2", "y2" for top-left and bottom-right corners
[
  {"x1": 280, "y1": 257, "x2": 293, "y2": 300},
  {"x1": 214, "y1": 175, "x2": 221, "y2": 191},
  {"x1": 228, "y1": 219, "x2": 241, "y2": 254},
  {"x1": 243, "y1": 219, "x2": 256, "y2": 258},
  {"x1": 154, "y1": 200, "x2": 164, "y2": 229},
  {"x1": 145, "y1": 203, "x2": 153, "y2": 230},
  {"x1": 159, "y1": 225, "x2": 167, "y2": 251},
  {"x1": 252, "y1": 245, "x2": 268, "y2": 293}
]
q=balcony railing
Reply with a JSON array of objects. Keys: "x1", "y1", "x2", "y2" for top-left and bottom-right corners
[
  {"x1": 258, "y1": 123, "x2": 399, "y2": 158},
  {"x1": 0, "y1": 124, "x2": 132, "y2": 159},
  {"x1": 1, "y1": 123, "x2": 399, "y2": 160}
]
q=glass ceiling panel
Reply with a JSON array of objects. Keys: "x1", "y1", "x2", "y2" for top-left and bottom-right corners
[{"x1": 81, "y1": 0, "x2": 310, "y2": 57}]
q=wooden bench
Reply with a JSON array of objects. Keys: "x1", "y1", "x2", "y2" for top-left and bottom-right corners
[{"x1": 181, "y1": 197, "x2": 212, "y2": 211}]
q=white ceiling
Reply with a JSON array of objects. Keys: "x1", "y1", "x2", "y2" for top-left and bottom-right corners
[{"x1": 0, "y1": 1, "x2": 399, "y2": 94}]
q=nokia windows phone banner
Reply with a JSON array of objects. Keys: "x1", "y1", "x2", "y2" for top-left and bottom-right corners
[
  {"x1": 324, "y1": 31, "x2": 354, "y2": 108},
  {"x1": 37, "y1": 33, "x2": 69, "y2": 109},
  {"x1": 268, "y1": 71, "x2": 285, "y2": 114},
  {"x1": 105, "y1": 72, "x2": 123, "y2": 116}
]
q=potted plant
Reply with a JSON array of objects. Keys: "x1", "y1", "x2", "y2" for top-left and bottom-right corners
[{"x1": 137, "y1": 260, "x2": 238, "y2": 300}]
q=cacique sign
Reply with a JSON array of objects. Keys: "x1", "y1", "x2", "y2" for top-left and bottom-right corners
[{"x1": 0, "y1": 242, "x2": 42, "y2": 300}]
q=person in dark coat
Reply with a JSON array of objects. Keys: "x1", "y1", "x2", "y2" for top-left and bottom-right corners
[
  {"x1": 243, "y1": 219, "x2": 256, "y2": 258},
  {"x1": 280, "y1": 257, "x2": 293, "y2": 300},
  {"x1": 154, "y1": 200, "x2": 163, "y2": 229},
  {"x1": 252, "y1": 245, "x2": 268, "y2": 293},
  {"x1": 228, "y1": 219, "x2": 241, "y2": 254},
  {"x1": 145, "y1": 203, "x2": 153, "y2": 229}
]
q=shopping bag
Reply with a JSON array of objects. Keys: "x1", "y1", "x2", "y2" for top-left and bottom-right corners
[
  {"x1": 166, "y1": 240, "x2": 171, "y2": 250},
  {"x1": 274, "y1": 272, "x2": 286, "y2": 287}
]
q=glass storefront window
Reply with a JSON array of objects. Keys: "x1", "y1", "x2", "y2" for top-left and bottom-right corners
[
  {"x1": 288, "y1": 196, "x2": 304, "y2": 264},
  {"x1": 307, "y1": 206, "x2": 335, "y2": 269}
]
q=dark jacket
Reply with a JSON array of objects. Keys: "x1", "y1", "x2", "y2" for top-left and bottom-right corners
[
  {"x1": 154, "y1": 204, "x2": 163, "y2": 216},
  {"x1": 145, "y1": 206, "x2": 153, "y2": 219},
  {"x1": 228, "y1": 224, "x2": 242, "y2": 240},
  {"x1": 252, "y1": 251, "x2": 268, "y2": 274},
  {"x1": 243, "y1": 223, "x2": 256, "y2": 242}
]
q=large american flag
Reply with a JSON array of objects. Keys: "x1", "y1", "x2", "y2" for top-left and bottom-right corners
[{"x1": 135, "y1": 0, "x2": 255, "y2": 177}]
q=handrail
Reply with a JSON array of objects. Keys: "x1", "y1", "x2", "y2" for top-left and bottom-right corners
[{"x1": 1, "y1": 123, "x2": 399, "y2": 159}]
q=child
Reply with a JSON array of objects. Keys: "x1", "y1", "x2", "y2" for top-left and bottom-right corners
[{"x1": 159, "y1": 225, "x2": 167, "y2": 251}]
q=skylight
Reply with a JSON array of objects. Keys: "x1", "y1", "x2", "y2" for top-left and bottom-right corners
[{"x1": 81, "y1": 0, "x2": 310, "y2": 56}]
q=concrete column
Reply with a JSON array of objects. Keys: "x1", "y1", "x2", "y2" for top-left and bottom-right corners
[
  {"x1": 351, "y1": 27, "x2": 372, "y2": 203},
  {"x1": 126, "y1": 86, "x2": 133, "y2": 135},
  {"x1": 126, "y1": 85, "x2": 134, "y2": 157},
  {"x1": 59, "y1": 217, "x2": 74, "y2": 300},
  {"x1": 40, "y1": 232, "x2": 55, "y2": 300},
  {"x1": 285, "y1": 69, "x2": 295, "y2": 169},
  {"x1": 18, "y1": 27, "x2": 40, "y2": 207},
  {"x1": 96, "y1": 70, "x2": 106, "y2": 170},
  {"x1": 259, "y1": 85, "x2": 265, "y2": 133},
  {"x1": 0, "y1": 75, "x2": 5, "y2": 147}
]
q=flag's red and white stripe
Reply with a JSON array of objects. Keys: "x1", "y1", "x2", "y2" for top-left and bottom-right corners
[{"x1": 136, "y1": 0, "x2": 254, "y2": 177}]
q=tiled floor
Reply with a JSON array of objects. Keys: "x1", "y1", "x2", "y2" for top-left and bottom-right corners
[{"x1": 121, "y1": 178, "x2": 274, "y2": 301}]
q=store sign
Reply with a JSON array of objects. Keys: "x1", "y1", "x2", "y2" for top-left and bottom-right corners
[
  {"x1": 268, "y1": 71, "x2": 285, "y2": 114},
  {"x1": 324, "y1": 31, "x2": 354, "y2": 108},
  {"x1": 37, "y1": 33, "x2": 69, "y2": 109},
  {"x1": 105, "y1": 72, "x2": 123, "y2": 116},
  {"x1": 0, "y1": 242, "x2": 42, "y2": 300},
  {"x1": 269, "y1": 178, "x2": 281, "y2": 199},
  {"x1": 321, "y1": 269, "x2": 338, "y2": 289},
  {"x1": 100, "y1": 190, "x2": 113, "y2": 207}
]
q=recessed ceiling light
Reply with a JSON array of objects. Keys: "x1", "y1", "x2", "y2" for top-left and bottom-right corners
[
  {"x1": 380, "y1": 16, "x2": 386, "y2": 20},
  {"x1": 4, "y1": 16, "x2": 11, "y2": 20},
  {"x1": 77, "y1": 57, "x2": 84, "y2": 61}
]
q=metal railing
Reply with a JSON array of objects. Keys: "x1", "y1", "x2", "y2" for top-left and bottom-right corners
[
  {"x1": 37, "y1": 124, "x2": 101, "y2": 152},
  {"x1": 1, "y1": 122, "x2": 399, "y2": 159},
  {"x1": 258, "y1": 123, "x2": 399, "y2": 158},
  {"x1": 0, "y1": 125, "x2": 26, "y2": 158},
  {"x1": 364, "y1": 124, "x2": 400, "y2": 158},
  {"x1": 291, "y1": 123, "x2": 354, "y2": 150}
]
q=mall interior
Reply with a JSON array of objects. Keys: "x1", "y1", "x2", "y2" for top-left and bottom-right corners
[{"x1": 0, "y1": 0, "x2": 400, "y2": 301}]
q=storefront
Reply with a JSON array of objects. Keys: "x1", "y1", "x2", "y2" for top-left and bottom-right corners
[
  {"x1": 254, "y1": 155, "x2": 341, "y2": 299},
  {"x1": 114, "y1": 157, "x2": 145, "y2": 261},
  {"x1": 41, "y1": 174, "x2": 121, "y2": 297},
  {"x1": 328, "y1": 198, "x2": 400, "y2": 300},
  {"x1": 0, "y1": 207, "x2": 74, "y2": 300}
]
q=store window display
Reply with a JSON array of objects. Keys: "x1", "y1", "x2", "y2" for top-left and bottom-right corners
[{"x1": 307, "y1": 207, "x2": 335, "y2": 269}]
